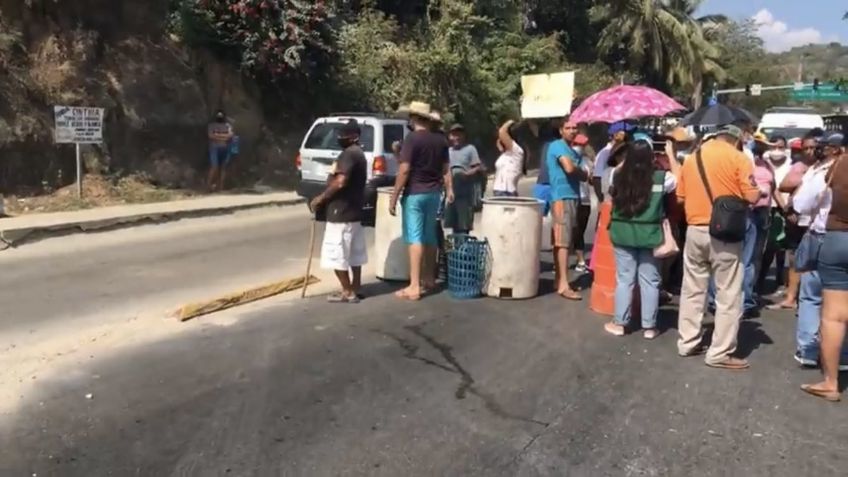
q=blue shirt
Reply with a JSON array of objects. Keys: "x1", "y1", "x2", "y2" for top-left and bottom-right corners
[{"x1": 546, "y1": 139, "x2": 583, "y2": 200}]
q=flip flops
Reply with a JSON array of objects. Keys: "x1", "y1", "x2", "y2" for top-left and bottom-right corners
[
  {"x1": 327, "y1": 293, "x2": 360, "y2": 304},
  {"x1": 801, "y1": 384, "x2": 841, "y2": 402}
]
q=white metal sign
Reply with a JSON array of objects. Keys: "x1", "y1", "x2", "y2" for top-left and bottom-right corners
[
  {"x1": 54, "y1": 106, "x2": 104, "y2": 144},
  {"x1": 750, "y1": 84, "x2": 762, "y2": 96}
]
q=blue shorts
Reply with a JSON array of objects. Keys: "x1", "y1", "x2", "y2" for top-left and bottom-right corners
[
  {"x1": 532, "y1": 183, "x2": 551, "y2": 216},
  {"x1": 819, "y1": 231, "x2": 848, "y2": 291},
  {"x1": 402, "y1": 191, "x2": 441, "y2": 246},
  {"x1": 209, "y1": 144, "x2": 231, "y2": 167}
]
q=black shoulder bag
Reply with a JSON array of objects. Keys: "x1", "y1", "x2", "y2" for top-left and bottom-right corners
[{"x1": 694, "y1": 148, "x2": 748, "y2": 243}]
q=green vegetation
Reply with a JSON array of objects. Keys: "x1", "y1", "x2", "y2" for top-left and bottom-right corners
[{"x1": 164, "y1": 1, "x2": 848, "y2": 121}]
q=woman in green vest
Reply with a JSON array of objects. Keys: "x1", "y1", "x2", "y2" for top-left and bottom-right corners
[{"x1": 604, "y1": 137, "x2": 677, "y2": 339}]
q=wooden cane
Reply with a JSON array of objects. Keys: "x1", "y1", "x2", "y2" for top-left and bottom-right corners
[{"x1": 301, "y1": 217, "x2": 317, "y2": 299}]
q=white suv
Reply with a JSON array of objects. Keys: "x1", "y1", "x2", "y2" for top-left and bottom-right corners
[{"x1": 296, "y1": 113, "x2": 408, "y2": 226}]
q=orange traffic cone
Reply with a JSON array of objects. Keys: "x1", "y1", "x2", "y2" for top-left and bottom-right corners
[
  {"x1": 590, "y1": 201, "x2": 641, "y2": 321},
  {"x1": 590, "y1": 201, "x2": 616, "y2": 316}
]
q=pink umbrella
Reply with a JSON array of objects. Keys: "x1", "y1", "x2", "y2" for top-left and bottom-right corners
[{"x1": 569, "y1": 85, "x2": 685, "y2": 124}]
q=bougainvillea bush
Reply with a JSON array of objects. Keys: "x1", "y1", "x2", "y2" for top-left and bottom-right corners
[{"x1": 170, "y1": 0, "x2": 334, "y2": 79}]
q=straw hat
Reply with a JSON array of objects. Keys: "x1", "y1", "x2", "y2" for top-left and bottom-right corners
[
  {"x1": 399, "y1": 101, "x2": 440, "y2": 121},
  {"x1": 753, "y1": 131, "x2": 777, "y2": 147},
  {"x1": 666, "y1": 126, "x2": 696, "y2": 143}
]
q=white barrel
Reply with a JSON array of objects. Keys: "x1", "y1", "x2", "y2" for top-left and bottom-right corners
[
  {"x1": 480, "y1": 197, "x2": 543, "y2": 299},
  {"x1": 541, "y1": 214, "x2": 553, "y2": 252},
  {"x1": 374, "y1": 187, "x2": 410, "y2": 281}
]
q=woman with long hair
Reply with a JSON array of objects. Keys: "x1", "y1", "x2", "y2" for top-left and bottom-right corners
[
  {"x1": 605, "y1": 138, "x2": 677, "y2": 339},
  {"x1": 493, "y1": 120, "x2": 526, "y2": 197},
  {"x1": 802, "y1": 141, "x2": 848, "y2": 401}
]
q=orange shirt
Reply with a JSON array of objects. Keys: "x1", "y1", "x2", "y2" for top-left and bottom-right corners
[{"x1": 676, "y1": 140, "x2": 757, "y2": 226}]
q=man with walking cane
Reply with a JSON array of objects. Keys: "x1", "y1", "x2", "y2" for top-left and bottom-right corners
[{"x1": 309, "y1": 120, "x2": 369, "y2": 303}]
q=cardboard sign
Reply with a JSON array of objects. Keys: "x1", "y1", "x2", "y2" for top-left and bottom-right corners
[
  {"x1": 54, "y1": 106, "x2": 104, "y2": 144},
  {"x1": 520, "y1": 72, "x2": 575, "y2": 119}
]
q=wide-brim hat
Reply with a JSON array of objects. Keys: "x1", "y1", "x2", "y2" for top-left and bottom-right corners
[
  {"x1": 666, "y1": 126, "x2": 696, "y2": 143},
  {"x1": 753, "y1": 131, "x2": 777, "y2": 147},
  {"x1": 399, "y1": 101, "x2": 440, "y2": 121}
]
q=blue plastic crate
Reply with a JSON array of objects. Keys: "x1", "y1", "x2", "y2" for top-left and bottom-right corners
[{"x1": 446, "y1": 234, "x2": 489, "y2": 299}]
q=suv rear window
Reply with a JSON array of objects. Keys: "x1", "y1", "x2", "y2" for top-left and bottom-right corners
[
  {"x1": 304, "y1": 123, "x2": 375, "y2": 152},
  {"x1": 383, "y1": 124, "x2": 405, "y2": 153}
]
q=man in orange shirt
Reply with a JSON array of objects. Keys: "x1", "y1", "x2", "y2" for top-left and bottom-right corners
[{"x1": 676, "y1": 125, "x2": 761, "y2": 370}]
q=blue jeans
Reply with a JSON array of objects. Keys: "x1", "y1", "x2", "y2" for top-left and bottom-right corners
[
  {"x1": 708, "y1": 212, "x2": 757, "y2": 312},
  {"x1": 614, "y1": 246, "x2": 661, "y2": 329},
  {"x1": 797, "y1": 270, "x2": 848, "y2": 363}
]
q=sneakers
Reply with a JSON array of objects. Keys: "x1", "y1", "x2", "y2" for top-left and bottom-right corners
[
  {"x1": 794, "y1": 353, "x2": 818, "y2": 368},
  {"x1": 574, "y1": 262, "x2": 588, "y2": 274},
  {"x1": 794, "y1": 353, "x2": 848, "y2": 371}
]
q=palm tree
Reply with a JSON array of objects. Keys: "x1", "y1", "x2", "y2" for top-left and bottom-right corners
[{"x1": 591, "y1": 0, "x2": 725, "y2": 107}]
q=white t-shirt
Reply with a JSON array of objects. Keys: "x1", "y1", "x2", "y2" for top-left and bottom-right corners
[
  {"x1": 768, "y1": 157, "x2": 792, "y2": 207},
  {"x1": 609, "y1": 169, "x2": 677, "y2": 194},
  {"x1": 493, "y1": 142, "x2": 524, "y2": 193},
  {"x1": 593, "y1": 143, "x2": 613, "y2": 178}
]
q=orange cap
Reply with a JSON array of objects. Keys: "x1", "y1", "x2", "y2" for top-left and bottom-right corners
[{"x1": 574, "y1": 134, "x2": 589, "y2": 146}]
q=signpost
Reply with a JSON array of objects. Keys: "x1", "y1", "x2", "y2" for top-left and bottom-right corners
[
  {"x1": 790, "y1": 84, "x2": 848, "y2": 102},
  {"x1": 750, "y1": 84, "x2": 762, "y2": 96},
  {"x1": 53, "y1": 106, "x2": 104, "y2": 198}
]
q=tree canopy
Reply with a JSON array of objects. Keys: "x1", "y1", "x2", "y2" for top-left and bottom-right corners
[{"x1": 168, "y1": 0, "x2": 843, "y2": 120}]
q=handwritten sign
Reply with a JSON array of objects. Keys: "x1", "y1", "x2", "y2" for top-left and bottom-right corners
[
  {"x1": 54, "y1": 106, "x2": 104, "y2": 144},
  {"x1": 521, "y1": 72, "x2": 575, "y2": 119}
]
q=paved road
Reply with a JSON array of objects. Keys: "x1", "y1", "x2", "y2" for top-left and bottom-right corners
[
  {"x1": 0, "y1": 178, "x2": 548, "y2": 347},
  {"x1": 2, "y1": 282, "x2": 846, "y2": 476},
  {"x1": 0, "y1": 205, "x2": 342, "y2": 343}
]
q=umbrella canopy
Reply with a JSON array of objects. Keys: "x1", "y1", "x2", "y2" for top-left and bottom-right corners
[
  {"x1": 682, "y1": 103, "x2": 758, "y2": 127},
  {"x1": 568, "y1": 85, "x2": 686, "y2": 124}
]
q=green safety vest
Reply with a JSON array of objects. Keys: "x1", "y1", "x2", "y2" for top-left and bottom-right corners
[{"x1": 609, "y1": 170, "x2": 666, "y2": 249}]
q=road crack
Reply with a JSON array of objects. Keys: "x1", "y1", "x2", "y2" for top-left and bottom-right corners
[{"x1": 374, "y1": 325, "x2": 548, "y2": 428}]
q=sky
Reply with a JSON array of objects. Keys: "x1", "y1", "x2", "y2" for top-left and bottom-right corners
[{"x1": 698, "y1": 0, "x2": 844, "y2": 52}]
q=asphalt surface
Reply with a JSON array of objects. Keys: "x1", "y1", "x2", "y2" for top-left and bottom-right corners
[
  {"x1": 0, "y1": 205, "x2": 347, "y2": 345},
  {"x1": 2, "y1": 282, "x2": 847, "y2": 476}
]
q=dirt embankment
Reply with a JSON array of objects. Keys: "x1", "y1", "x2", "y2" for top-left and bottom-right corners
[{"x1": 0, "y1": 0, "x2": 304, "y2": 199}]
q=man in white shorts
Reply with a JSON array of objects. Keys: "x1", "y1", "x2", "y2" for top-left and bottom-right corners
[{"x1": 310, "y1": 120, "x2": 368, "y2": 303}]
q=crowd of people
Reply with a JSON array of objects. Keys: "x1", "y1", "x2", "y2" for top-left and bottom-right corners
[{"x1": 308, "y1": 99, "x2": 848, "y2": 402}]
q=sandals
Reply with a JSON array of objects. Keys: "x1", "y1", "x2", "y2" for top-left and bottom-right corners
[
  {"x1": 801, "y1": 384, "x2": 841, "y2": 402},
  {"x1": 394, "y1": 289, "x2": 422, "y2": 301},
  {"x1": 604, "y1": 322, "x2": 626, "y2": 336},
  {"x1": 327, "y1": 292, "x2": 360, "y2": 304},
  {"x1": 559, "y1": 290, "x2": 583, "y2": 301},
  {"x1": 766, "y1": 302, "x2": 797, "y2": 311}
]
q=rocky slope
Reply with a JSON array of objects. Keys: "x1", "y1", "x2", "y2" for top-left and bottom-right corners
[{"x1": 0, "y1": 0, "x2": 301, "y2": 195}]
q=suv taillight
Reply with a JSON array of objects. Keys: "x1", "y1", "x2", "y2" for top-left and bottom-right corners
[
  {"x1": 372, "y1": 155, "x2": 387, "y2": 176},
  {"x1": 295, "y1": 153, "x2": 302, "y2": 170}
]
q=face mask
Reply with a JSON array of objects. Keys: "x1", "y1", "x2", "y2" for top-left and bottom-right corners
[
  {"x1": 337, "y1": 137, "x2": 356, "y2": 149},
  {"x1": 769, "y1": 151, "x2": 786, "y2": 162}
]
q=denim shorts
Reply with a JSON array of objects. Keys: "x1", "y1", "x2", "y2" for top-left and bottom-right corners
[
  {"x1": 402, "y1": 191, "x2": 442, "y2": 246},
  {"x1": 819, "y1": 231, "x2": 848, "y2": 291},
  {"x1": 209, "y1": 144, "x2": 231, "y2": 167}
]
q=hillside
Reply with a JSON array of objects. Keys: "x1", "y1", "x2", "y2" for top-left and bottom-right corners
[{"x1": 0, "y1": 0, "x2": 303, "y2": 197}]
